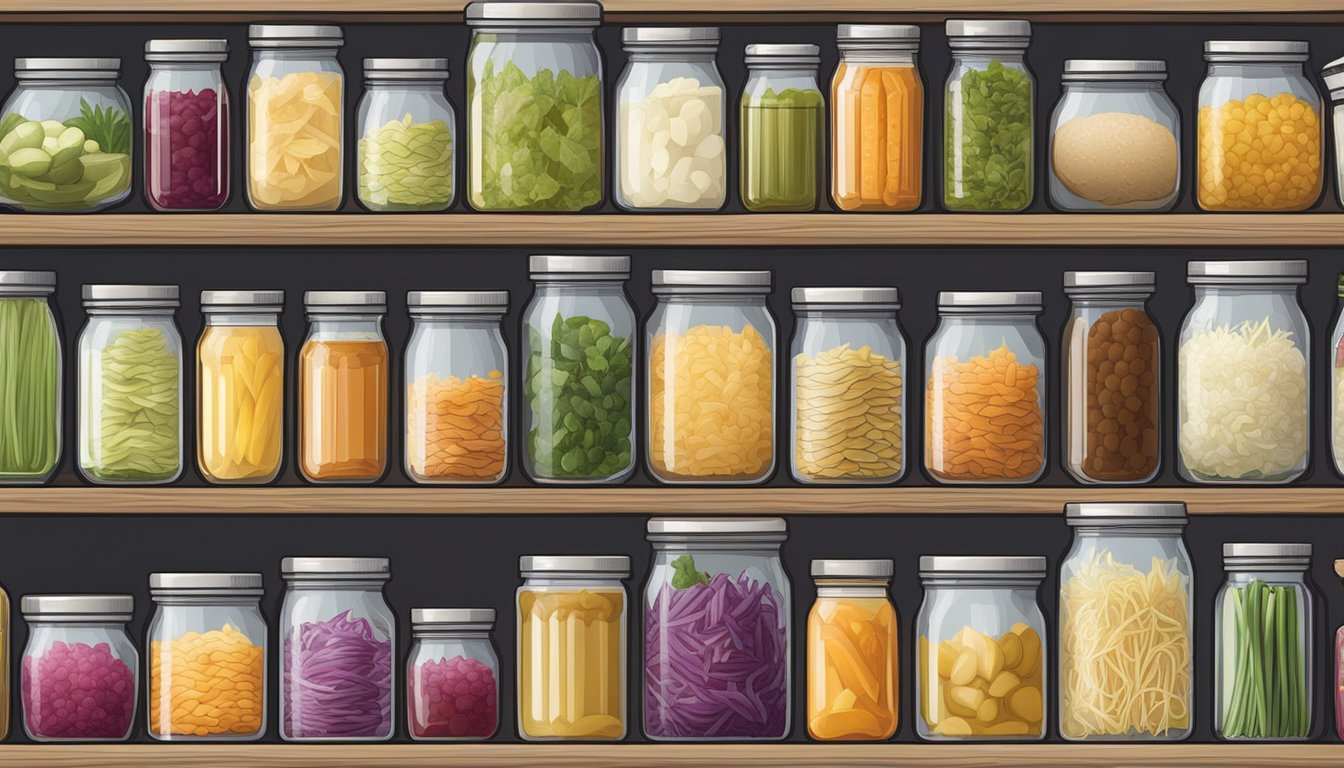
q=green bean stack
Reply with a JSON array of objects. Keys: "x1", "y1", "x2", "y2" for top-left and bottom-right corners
[
  {"x1": 89, "y1": 326, "x2": 180, "y2": 481},
  {"x1": 0, "y1": 297, "x2": 59, "y2": 479},
  {"x1": 1219, "y1": 579, "x2": 1310, "y2": 739}
]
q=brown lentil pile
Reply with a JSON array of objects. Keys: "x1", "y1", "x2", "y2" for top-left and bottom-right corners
[{"x1": 1083, "y1": 308, "x2": 1159, "y2": 480}]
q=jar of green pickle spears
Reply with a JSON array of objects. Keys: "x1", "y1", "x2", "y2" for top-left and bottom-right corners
[{"x1": 740, "y1": 44, "x2": 823, "y2": 212}]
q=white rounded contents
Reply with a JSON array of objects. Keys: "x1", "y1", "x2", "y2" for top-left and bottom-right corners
[{"x1": 619, "y1": 77, "x2": 725, "y2": 208}]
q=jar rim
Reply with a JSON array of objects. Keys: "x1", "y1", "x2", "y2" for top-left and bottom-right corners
[
  {"x1": 201, "y1": 289, "x2": 284, "y2": 314},
  {"x1": 1187, "y1": 259, "x2": 1307, "y2": 285},
  {"x1": 812, "y1": 558, "x2": 892, "y2": 578},
  {"x1": 623, "y1": 27, "x2": 720, "y2": 45},
  {"x1": 1223, "y1": 542, "x2": 1311, "y2": 570},
  {"x1": 1062, "y1": 58, "x2": 1166, "y2": 82},
  {"x1": 22, "y1": 594, "x2": 134, "y2": 622},
  {"x1": 408, "y1": 290, "x2": 508, "y2": 314},
  {"x1": 15, "y1": 57, "x2": 120, "y2": 80},
  {"x1": 248, "y1": 24, "x2": 344, "y2": 48},
  {"x1": 792, "y1": 286, "x2": 900, "y2": 310},
  {"x1": 918, "y1": 555, "x2": 1047, "y2": 579},
  {"x1": 519, "y1": 554, "x2": 631, "y2": 577},
  {"x1": 145, "y1": 39, "x2": 229, "y2": 63},
  {"x1": 652, "y1": 269, "x2": 772, "y2": 295},
  {"x1": 0, "y1": 270, "x2": 56, "y2": 295},
  {"x1": 465, "y1": 1, "x2": 601, "y2": 27},
  {"x1": 83, "y1": 283, "x2": 179, "y2": 309},
  {"x1": 412, "y1": 608, "x2": 496, "y2": 628},
  {"x1": 282, "y1": 556, "x2": 390, "y2": 579},
  {"x1": 1063, "y1": 271, "x2": 1156, "y2": 295},
  {"x1": 363, "y1": 57, "x2": 449, "y2": 81},
  {"x1": 1204, "y1": 39, "x2": 1308, "y2": 62},
  {"x1": 1065, "y1": 501, "x2": 1188, "y2": 526},
  {"x1": 530, "y1": 254, "x2": 630, "y2": 280},
  {"x1": 304, "y1": 290, "x2": 387, "y2": 313},
  {"x1": 744, "y1": 43, "x2": 821, "y2": 68},
  {"x1": 648, "y1": 516, "x2": 786, "y2": 537},
  {"x1": 937, "y1": 291, "x2": 1041, "y2": 312}
]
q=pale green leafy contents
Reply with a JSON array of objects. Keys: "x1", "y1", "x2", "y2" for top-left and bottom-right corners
[{"x1": 944, "y1": 60, "x2": 1033, "y2": 211}]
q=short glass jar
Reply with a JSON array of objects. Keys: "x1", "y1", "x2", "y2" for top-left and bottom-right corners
[
  {"x1": 522, "y1": 255, "x2": 636, "y2": 484},
  {"x1": 915, "y1": 556, "x2": 1047, "y2": 741},
  {"x1": 404, "y1": 290, "x2": 509, "y2": 485},
  {"x1": 807, "y1": 559, "x2": 898, "y2": 741},
  {"x1": 740, "y1": 44, "x2": 823, "y2": 212},
  {"x1": 1324, "y1": 57, "x2": 1344, "y2": 207},
  {"x1": 615, "y1": 27, "x2": 727, "y2": 211},
  {"x1": 20, "y1": 595, "x2": 138, "y2": 742},
  {"x1": 246, "y1": 25, "x2": 345, "y2": 211},
  {"x1": 144, "y1": 39, "x2": 230, "y2": 211},
  {"x1": 357, "y1": 58, "x2": 456, "y2": 212},
  {"x1": 465, "y1": 1, "x2": 604, "y2": 212},
  {"x1": 1059, "y1": 502, "x2": 1193, "y2": 741},
  {"x1": 647, "y1": 270, "x2": 776, "y2": 484},
  {"x1": 0, "y1": 57, "x2": 133, "y2": 212},
  {"x1": 408, "y1": 608, "x2": 499, "y2": 741},
  {"x1": 78, "y1": 284, "x2": 183, "y2": 484},
  {"x1": 1197, "y1": 41, "x2": 1323, "y2": 211},
  {"x1": 1178, "y1": 260, "x2": 1309, "y2": 484},
  {"x1": 0, "y1": 271, "x2": 61, "y2": 484},
  {"x1": 146, "y1": 573, "x2": 267, "y2": 741},
  {"x1": 1063, "y1": 271, "x2": 1160, "y2": 484},
  {"x1": 924, "y1": 291, "x2": 1046, "y2": 484},
  {"x1": 517, "y1": 554, "x2": 629, "y2": 741},
  {"x1": 1049, "y1": 60, "x2": 1179, "y2": 211},
  {"x1": 299, "y1": 291, "x2": 389, "y2": 484},
  {"x1": 280, "y1": 557, "x2": 395, "y2": 741},
  {"x1": 790, "y1": 287, "x2": 906, "y2": 484},
  {"x1": 644, "y1": 517, "x2": 791, "y2": 741}
]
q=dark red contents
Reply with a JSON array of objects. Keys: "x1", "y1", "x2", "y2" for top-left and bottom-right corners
[
  {"x1": 408, "y1": 655, "x2": 498, "y2": 739},
  {"x1": 21, "y1": 641, "x2": 136, "y2": 740},
  {"x1": 145, "y1": 88, "x2": 229, "y2": 211}
]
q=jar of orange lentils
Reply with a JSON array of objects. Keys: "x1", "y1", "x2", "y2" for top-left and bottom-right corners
[
  {"x1": 924, "y1": 291, "x2": 1046, "y2": 485},
  {"x1": 1196, "y1": 40, "x2": 1323, "y2": 211}
]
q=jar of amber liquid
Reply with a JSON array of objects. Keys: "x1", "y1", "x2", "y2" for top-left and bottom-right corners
[{"x1": 807, "y1": 559, "x2": 898, "y2": 741}]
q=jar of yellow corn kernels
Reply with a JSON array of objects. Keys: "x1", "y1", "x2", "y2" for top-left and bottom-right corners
[
  {"x1": 646, "y1": 269, "x2": 777, "y2": 484},
  {"x1": 1196, "y1": 40, "x2": 1323, "y2": 211}
]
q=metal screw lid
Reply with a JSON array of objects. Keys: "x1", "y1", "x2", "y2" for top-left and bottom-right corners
[
  {"x1": 82, "y1": 284, "x2": 180, "y2": 309},
  {"x1": 945, "y1": 19, "x2": 1031, "y2": 50},
  {"x1": 647, "y1": 517, "x2": 787, "y2": 535},
  {"x1": 1063, "y1": 59, "x2": 1166, "y2": 81},
  {"x1": 918, "y1": 555, "x2": 1047, "y2": 578},
  {"x1": 248, "y1": 24, "x2": 344, "y2": 47},
  {"x1": 15, "y1": 58, "x2": 120, "y2": 80},
  {"x1": 519, "y1": 555, "x2": 632, "y2": 577},
  {"x1": 1187, "y1": 260, "x2": 1308, "y2": 285},
  {"x1": 22, "y1": 594, "x2": 135, "y2": 622},
  {"x1": 200, "y1": 290, "x2": 285, "y2": 313},
  {"x1": 465, "y1": 1, "x2": 601, "y2": 26},
  {"x1": 792, "y1": 286, "x2": 900, "y2": 309},
  {"x1": 811, "y1": 559, "x2": 894, "y2": 579},
  {"x1": 623, "y1": 27, "x2": 720, "y2": 45},
  {"x1": 150, "y1": 572, "x2": 265, "y2": 596},
  {"x1": 937, "y1": 291, "x2": 1042, "y2": 312},
  {"x1": 303, "y1": 290, "x2": 387, "y2": 313},
  {"x1": 530, "y1": 255, "x2": 631, "y2": 280},
  {"x1": 837, "y1": 24, "x2": 920, "y2": 51},
  {"x1": 1063, "y1": 271, "x2": 1156, "y2": 295},
  {"x1": 411, "y1": 608, "x2": 496, "y2": 627},
  {"x1": 363, "y1": 58, "x2": 450, "y2": 80},
  {"x1": 651, "y1": 269, "x2": 772, "y2": 295},
  {"x1": 0, "y1": 270, "x2": 56, "y2": 295},
  {"x1": 145, "y1": 39, "x2": 229, "y2": 62},
  {"x1": 1223, "y1": 542, "x2": 1311, "y2": 571},
  {"x1": 281, "y1": 557, "x2": 391, "y2": 579},
  {"x1": 1205, "y1": 40, "x2": 1309, "y2": 62},
  {"x1": 745, "y1": 44, "x2": 821, "y2": 67},
  {"x1": 407, "y1": 290, "x2": 508, "y2": 314},
  {"x1": 1324, "y1": 56, "x2": 1344, "y2": 92},
  {"x1": 1065, "y1": 502, "x2": 1188, "y2": 526}
]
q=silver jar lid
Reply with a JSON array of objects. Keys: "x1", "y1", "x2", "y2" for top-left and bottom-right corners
[
  {"x1": 745, "y1": 44, "x2": 821, "y2": 68},
  {"x1": 150, "y1": 572, "x2": 265, "y2": 597},
  {"x1": 0, "y1": 270, "x2": 56, "y2": 295},
  {"x1": 937, "y1": 291, "x2": 1042, "y2": 312},
  {"x1": 465, "y1": 2, "x2": 601, "y2": 27},
  {"x1": 304, "y1": 290, "x2": 387, "y2": 313},
  {"x1": 1065, "y1": 502, "x2": 1188, "y2": 526},
  {"x1": 1062, "y1": 59, "x2": 1166, "y2": 82},
  {"x1": 1063, "y1": 271, "x2": 1156, "y2": 295},
  {"x1": 15, "y1": 57, "x2": 120, "y2": 80},
  {"x1": 282, "y1": 556, "x2": 391, "y2": 580},
  {"x1": 945, "y1": 19, "x2": 1031, "y2": 50},
  {"x1": 22, "y1": 594, "x2": 135, "y2": 622},
  {"x1": 651, "y1": 269, "x2": 772, "y2": 295},
  {"x1": 83, "y1": 284, "x2": 180, "y2": 309},
  {"x1": 249, "y1": 24, "x2": 344, "y2": 48},
  {"x1": 623, "y1": 27, "x2": 720, "y2": 48},
  {"x1": 1204, "y1": 40, "x2": 1309, "y2": 63},
  {"x1": 145, "y1": 39, "x2": 229, "y2": 63},
  {"x1": 1187, "y1": 260, "x2": 1308, "y2": 285},
  {"x1": 837, "y1": 24, "x2": 920, "y2": 51},
  {"x1": 1324, "y1": 56, "x2": 1344, "y2": 93},
  {"x1": 519, "y1": 555, "x2": 631, "y2": 578},
  {"x1": 530, "y1": 255, "x2": 630, "y2": 280},
  {"x1": 408, "y1": 290, "x2": 508, "y2": 314},
  {"x1": 201, "y1": 290, "x2": 284, "y2": 313},
  {"x1": 411, "y1": 608, "x2": 496, "y2": 630},
  {"x1": 364, "y1": 58, "x2": 449, "y2": 81},
  {"x1": 811, "y1": 559, "x2": 894, "y2": 579},
  {"x1": 919, "y1": 555, "x2": 1047, "y2": 579},
  {"x1": 647, "y1": 517, "x2": 787, "y2": 543},
  {"x1": 792, "y1": 286, "x2": 900, "y2": 310},
  {"x1": 1223, "y1": 542, "x2": 1311, "y2": 571}
]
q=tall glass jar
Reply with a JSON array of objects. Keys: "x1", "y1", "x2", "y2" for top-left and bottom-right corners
[
  {"x1": 647, "y1": 270, "x2": 776, "y2": 484},
  {"x1": 147, "y1": 573, "x2": 267, "y2": 741},
  {"x1": 0, "y1": 271, "x2": 61, "y2": 484},
  {"x1": 790, "y1": 287, "x2": 905, "y2": 484},
  {"x1": 20, "y1": 595, "x2": 138, "y2": 742},
  {"x1": 807, "y1": 559, "x2": 898, "y2": 741},
  {"x1": 357, "y1": 58, "x2": 456, "y2": 212},
  {"x1": 943, "y1": 20, "x2": 1034, "y2": 212},
  {"x1": 0, "y1": 58, "x2": 133, "y2": 212},
  {"x1": 517, "y1": 554, "x2": 629, "y2": 741},
  {"x1": 1178, "y1": 260, "x2": 1309, "y2": 484},
  {"x1": 0, "y1": 575, "x2": 9, "y2": 741},
  {"x1": 1324, "y1": 57, "x2": 1344, "y2": 207},
  {"x1": 246, "y1": 25, "x2": 344, "y2": 212},
  {"x1": 740, "y1": 44, "x2": 823, "y2": 212},
  {"x1": 197, "y1": 290, "x2": 285, "y2": 485},
  {"x1": 1333, "y1": 274, "x2": 1344, "y2": 478},
  {"x1": 924, "y1": 291, "x2": 1045, "y2": 484},
  {"x1": 78, "y1": 284, "x2": 183, "y2": 485},
  {"x1": 522, "y1": 255, "x2": 635, "y2": 484},
  {"x1": 408, "y1": 608, "x2": 499, "y2": 741},
  {"x1": 144, "y1": 39, "x2": 229, "y2": 211},
  {"x1": 644, "y1": 518, "x2": 790, "y2": 741},
  {"x1": 832, "y1": 25, "x2": 923, "y2": 212},
  {"x1": 1049, "y1": 60, "x2": 1179, "y2": 212},
  {"x1": 615, "y1": 27, "x2": 727, "y2": 212},
  {"x1": 1059, "y1": 502, "x2": 1193, "y2": 741},
  {"x1": 280, "y1": 557, "x2": 394, "y2": 742},
  {"x1": 465, "y1": 1, "x2": 603, "y2": 212},
  {"x1": 915, "y1": 556, "x2": 1047, "y2": 741},
  {"x1": 1197, "y1": 41, "x2": 1322, "y2": 211},
  {"x1": 1063, "y1": 272, "x2": 1160, "y2": 485},
  {"x1": 404, "y1": 290, "x2": 509, "y2": 485},
  {"x1": 299, "y1": 291, "x2": 388, "y2": 484},
  {"x1": 1216, "y1": 543, "x2": 1314, "y2": 741}
]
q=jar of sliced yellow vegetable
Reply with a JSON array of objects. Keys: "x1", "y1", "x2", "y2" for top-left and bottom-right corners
[{"x1": 808, "y1": 559, "x2": 898, "y2": 741}]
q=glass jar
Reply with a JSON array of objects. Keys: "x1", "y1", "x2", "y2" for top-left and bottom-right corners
[
  {"x1": 1333, "y1": 275, "x2": 1344, "y2": 477},
  {"x1": 1216, "y1": 543, "x2": 1314, "y2": 741},
  {"x1": 644, "y1": 518, "x2": 790, "y2": 740},
  {"x1": 405, "y1": 290, "x2": 509, "y2": 485},
  {"x1": 280, "y1": 557, "x2": 394, "y2": 741},
  {"x1": 20, "y1": 595, "x2": 138, "y2": 742},
  {"x1": 1049, "y1": 60, "x2": 1179, "y2": 212},
  {"x1": 522, "y1": 255, "x2": 636, "y2": 484},
  {"x1": 615, "y1": 27, "x2": 727, "y2": 212},
  {"x1": 790, "y1": 287, "x2": 906, "y2": 484},
  {"x1": 197, "y1": 290, "x2": 285, "y2": 485},
  {"x1": 647, "y1": 270, "x2": 776, "y2": 484},
  {"x1": 78, "y1": 284, "x2": 183, "y2": 484},
  {"x1": 465, "y1": 1, "x2": 603, "y2": 212},
  {"x1": 740, "y1": 44, "x2": 823, "y2": 212},
  {"x1": 357, "y1": 58, "x2": 456, "y2": 212},
  {"x1": 1059, "y1": 502, "x2": 1193, "y2": 741},
  {"x1": 1324, "y1": 58, "x2": 1344, "y2": 207},
  {"x1": 144, "y1": 39, "x2": 230, "y2": 211},
  {"x1": 147, "y1": 573, "x2": 267, "y2": 741},
  {"x1": 0, "y1": 271, "x2": 61, "y2": 484},
  {"x1": 0, "y1": 58, "x2": 133, "y2": 212},
  {"x1": 943, "y1": 20, "x2": 1034, "y2": 212},
  {"x1": 915, "y1": 556, "x2": 1047, "y2": 741},
  {"x1": 246, "y1": 25, "x2": 344, "y2": 212},
  {"x1": 517, "y1": 554, "x2": 628, "y2": 741},
  {"x1": 807, "y1": 559, "x2": 898, "y2": 741},
  {"x1": 1178, "y1": 260, "x2": 1309, "y2": 484},
  {"x1": 408, "y1": 608, "x2": 499, "y2": 741},
  {"x1": 0, "y1": 575, "x2": 9, "y2": 741},
  {"x1": 299, "y1": 291, "x2": 389, "y2": 484},
  {"x1": 924, "y1": 291, "x2": 1045, "y2": 484},
  {"x1": 1063, "y1": 272, "x2": 1160, "y2": 485},
  {"x1": 832, "y1": 25, "x2": 923, "y2": 212}
]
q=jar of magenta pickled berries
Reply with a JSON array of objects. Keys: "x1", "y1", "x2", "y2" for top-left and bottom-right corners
[
  {"x1": 406, "y1": 608, "x2": 499, "y2": 741},
  {"x1": 144, "y1": 39, "x2": 229, "y2": 211}
]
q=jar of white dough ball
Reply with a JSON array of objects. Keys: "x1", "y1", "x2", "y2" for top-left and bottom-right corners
[{"x1": 614, "y1": 27, "x2": 727, "y2": 211}]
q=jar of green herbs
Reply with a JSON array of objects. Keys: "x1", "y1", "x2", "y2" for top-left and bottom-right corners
[
  {"x1": 740, "y1": 44, "x2": 823, "y2": 212},
  {"x1": 0, "y1": 271, "x2": 61, "y2": 484}
]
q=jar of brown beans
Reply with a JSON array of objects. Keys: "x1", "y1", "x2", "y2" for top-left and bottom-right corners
[{"x1": 1063, "y1": 271, "x2": 1160, "y2": 484}]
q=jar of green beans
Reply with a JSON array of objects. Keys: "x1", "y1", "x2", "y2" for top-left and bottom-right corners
[
  {"x1": 77, "y1": 284, "x2": 183, "y2": 484},
  {"x1": 1215, "y1": 543, "x2": 1314, "y2": 741},
  {"x1": 0, "y1": 271, "x2": 62, "y2": 484}
]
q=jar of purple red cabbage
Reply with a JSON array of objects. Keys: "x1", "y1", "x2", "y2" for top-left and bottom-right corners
[{"x1": 143, "y1": 39, "x2": 230, "y2": 211}]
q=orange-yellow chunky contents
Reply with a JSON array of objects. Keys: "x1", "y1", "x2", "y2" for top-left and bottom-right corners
[
  {"x1": 920, "y1": 623, "x2": 1045, "y2": 738},
  {"x1": 925, "y1": 345, "x2": 1044, "y2": 482},
  {"x1": 832, "y1": 63, "x2": 923, "y2": 211},
  {"x1": 149, "y1": 624, "x2": 264, "y2": 738},
  {"x1": 197, "y1": 326, "x2": 284, "y2": 483},
  {"x1": 808, "y1": 596, "x2": 898, "y2": 740},
  {"x1": 518, "y1": 589, "x2": 624, "y2": 740},
  {"x1": 406, "y1": 371, "x2": 506, "y2": 482},
  {"x1": 248, "y1": 71, "x2": 343, "y2": 211},
  {"x1": 1197, "y1": 92, "x2": 1321, "y2": 211}
]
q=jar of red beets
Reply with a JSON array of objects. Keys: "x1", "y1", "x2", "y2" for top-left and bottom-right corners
[{"x1": 144, "y1": 39, "x2": 229, "y2": 211}]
